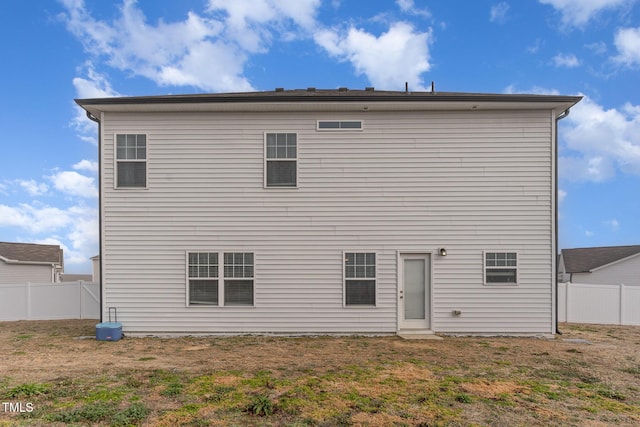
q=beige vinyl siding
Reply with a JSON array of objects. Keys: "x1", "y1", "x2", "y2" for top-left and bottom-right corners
[
  {"x1": 571, "y1": 254, "x2": 640, "y2": 286},
  {"x1": 101, "y1": 109, "x2": 554, "y2": 334},
  {"x1": 0, "y1": 261, "x2": 54, "y2": 284}
]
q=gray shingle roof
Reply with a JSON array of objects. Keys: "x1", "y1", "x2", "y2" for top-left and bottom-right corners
[
  {"x1": 61, "y1": 274, "x2": 92, "y2": 282},
  {"x1": 561, "y1": 245, "x2": 640, "y2": 273},
  {"x1": 0, "y1": 241, "x2": 63, "y2": 265},
  {"x1": 76, "y1": 88, "x2": 582, "y2": 115}
]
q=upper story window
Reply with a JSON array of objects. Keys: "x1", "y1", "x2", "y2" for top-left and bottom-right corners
[
  {"x1": 115, "y1": 134, "x2": 147, "y2": 188},
  {"x1": 317, "y1": 120, "x2": 363, "y2": 130},
  {"x1": 265, "y1": 133, "x2": 297, "y2": 187},
  {"x1": 484, "y1": 252, "x2": 518, "y2": 284}
]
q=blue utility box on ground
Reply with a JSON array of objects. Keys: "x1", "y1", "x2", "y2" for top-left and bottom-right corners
[{"x1": 96, "y1": 308, "x2": 122, "y2": 341}]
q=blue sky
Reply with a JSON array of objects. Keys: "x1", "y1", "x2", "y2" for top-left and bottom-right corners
[{"x1": 1, "y1": 0, "x2": 639, "y2": 273}]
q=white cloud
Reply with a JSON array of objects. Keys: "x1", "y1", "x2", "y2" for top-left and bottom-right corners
[
  {"x1": 503, "y1": 85, "x2": 560, "y2": 95},
  {"x1": 60, "y1": 0, "x2": 322, "y2": 93},
  {"x1": 71, "y1": 64, "x2": 120, "y2": 146},
  {"x1": 538, "y1": 0, "x2": 633, "y2": 28},
  {"x1": 396, "y1": 0, "x2": 414, "y2": 12},
  {"x1": 156, "y1": 40, "x2": 253, "y2": 92},
  {"x1": 560, "y1": 95, "x2": 640, "y2": 181},
  {"x1": 490, "y1": 2, "x2": 510, "y2": 23},
  {"x1": 558, "y1": 189, "x2": 567, "y2": 202},
  {"x1": 72, "y1": 63, "x2": 120, "y2": 99},
  {"x1": 603, "y1": 218, "x2": 620, "y2": 231},
  {"x1": 527, "y1": 38, "x2": 545, "y2": 54},
  {"x1": 209, "y1": 0, "x2": 319, "y2": 30},
  {"x1": 73, "y1": 160, "x2": 99, "y2": 174},
  {"x1": 207, "y1": 0, "x2": 320, "y2": 52},
  {"x1": 559, "y1": 155, "x2": 616, "y2": 182},
  {"x1": 50, "y1": 171, "x2": 97, "y2": 199},
  {"x1": 553, "y1": 52, "x2": 581, "y2": 67},
  {"x1": 64, "y1": 207, "x2": 99, "y2": 266},
  {"x1": 17, "y1": 180, "x2": 49, "y2": 196},
  {"x1": 0, "y1": 201, "x2": 98, "y2": 270},
  {"x1": 505, "y1": 86, "x2": 640, "y2": 183},
  {"x1": 395, "y1": 0, "x2": 431, "y2": 18},
  {"x1": 33, "y1": 206, "x2": 98, "y2": 267},
  {"x1": 314, "y1": 22, "x2": 433, "y2": 90},
  {"x1": 0, "y1": 203, "x2": 72, "y2": 234},
  {"x1": 60, "y1": 0, "x2": 250, "y2": 92},
  {"x1": 613, "y1": 27, "x2": 640, "y2": 67},
  {"x1": 0, "y1": 205, "x2": 30, "y2": 229},
  {"x1": 585, "y1": 41, "x2": 608, "y2": 54}
]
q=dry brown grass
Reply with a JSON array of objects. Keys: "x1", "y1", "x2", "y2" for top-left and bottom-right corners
[{"x1": 0, "y1": 320, "x2": 639, "y2": 426}]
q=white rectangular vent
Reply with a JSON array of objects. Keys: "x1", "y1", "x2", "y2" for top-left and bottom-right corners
[{"x1": 317, "y1": 120, "x2": 363, "y2": 130}]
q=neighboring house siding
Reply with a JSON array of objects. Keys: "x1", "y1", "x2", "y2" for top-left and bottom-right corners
[
  {"x1": 571, "y1": 254, "x2": 640, "y2": 286},
  {"x1": 0, "y1": 261, "x2": 53, "y2": 284},
  {"x1": 557, "y1": 254, "x2": 570, "y2": 282},
  {"x1": 91, "y1": 257, "x2": 101, "y2": 283},
  {"x1": 101, "y1": 109, "x2": 554, "y2": 334}
]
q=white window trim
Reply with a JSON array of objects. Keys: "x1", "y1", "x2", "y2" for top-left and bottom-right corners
[
  {"x1": 113, "y1": 133, "x2": 149, "y2": 190},
  {"x1": 342, "y1": 250, "x2": 378, "y2": 308},
  {"x1": 316, "y1": 120, "x2": 364, "y2": 131},
  {"x1": 483, "y1": 251, "x2": 519, "y2": 286},
  {"x1": 264, "y1": 132, "x2": 299, "y2": 189},
  {"x1": 185, "y1": 251, "x2": 256, "y2": 307}
]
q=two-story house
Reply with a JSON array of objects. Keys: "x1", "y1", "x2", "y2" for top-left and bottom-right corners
[{"x1": 76, "y1": 88, "x2": 581, "y2": 336}]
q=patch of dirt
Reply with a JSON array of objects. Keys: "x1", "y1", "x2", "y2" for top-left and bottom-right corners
[
  {"x1": 350, "y1": 412, "x2": 406, "y2": 426},
  {"x1": 461, "y1": 380, "x2": 526, "y2": 399}
]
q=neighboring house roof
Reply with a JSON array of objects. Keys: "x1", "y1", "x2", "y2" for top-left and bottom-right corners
[
  {"x1": 561, "y1": 245, "x2": 640, "y2": 273},
  {"x1": 61, "y1": 274, "x2": 92, "y2": 282},
  {"x1": 76, "y1": 88, "x2": 582, "y2": 117},
  {"x1": 0, "y1": 241, "x2": 64, "y2": 267}
]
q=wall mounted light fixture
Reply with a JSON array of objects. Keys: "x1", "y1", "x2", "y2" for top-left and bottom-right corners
[{"x1": 439, "y1": 248, "x2": 447, "y2": 256}]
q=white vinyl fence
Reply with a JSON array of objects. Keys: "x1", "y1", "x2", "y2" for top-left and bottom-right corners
[
  {"x1": 0, "y1": 281, "x2": 100, "y2": 321},
  {"x1": 558, "y1": 282, "x2": 640, "y2": 325}
]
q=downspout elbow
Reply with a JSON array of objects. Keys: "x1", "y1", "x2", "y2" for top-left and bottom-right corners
[
  {"x1": 86, "y1": 111, "x2": 100, "y2": 123},
  {"x1": 556, "y1": 108, "x2": 570, "y2": 121}
]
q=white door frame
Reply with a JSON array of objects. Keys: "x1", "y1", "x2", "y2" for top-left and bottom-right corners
[{"x1": 397, "y1": 251, "x2": 433, "y2": 332}]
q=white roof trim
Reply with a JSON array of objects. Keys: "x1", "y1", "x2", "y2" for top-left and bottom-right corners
[{"x1": 0, "y1": 254, "x2": 60, "y2": 268}]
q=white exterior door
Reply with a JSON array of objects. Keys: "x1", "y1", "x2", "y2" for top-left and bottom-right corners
[{"x1": 399, "y1": 254, "x2": 431, "y2": 330}]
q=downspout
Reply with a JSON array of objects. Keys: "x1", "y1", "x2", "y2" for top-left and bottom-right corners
[
  {"x1": 554, "y1": 108, "x2": 570, "y2": 335},
  {"x1": 86, "y1": 111, "x2": 103, "y2": 323}
]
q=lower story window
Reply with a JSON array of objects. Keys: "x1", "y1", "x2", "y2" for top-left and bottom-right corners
[
  {"x1": 188, "y1": 252, "x2": 218, "y2": 305},
  {"x1": 224, "y1": 253, "x2": 254, "y2": 306},
  {"x1": 485, "y1": 252, "x2": 518, "y2": 284},
  {"x1": 189, "y1": 279, "x2": 218, "y2": 305},
  {"x1": 187, "y1": 252, "x2": 254, "y2": 306},
  {"x1": 224, "y1": 280, "x2": 254, "y2": 306},
  {"x1": 344, "y1": 252, "x2": 376, "y2": 305}
]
